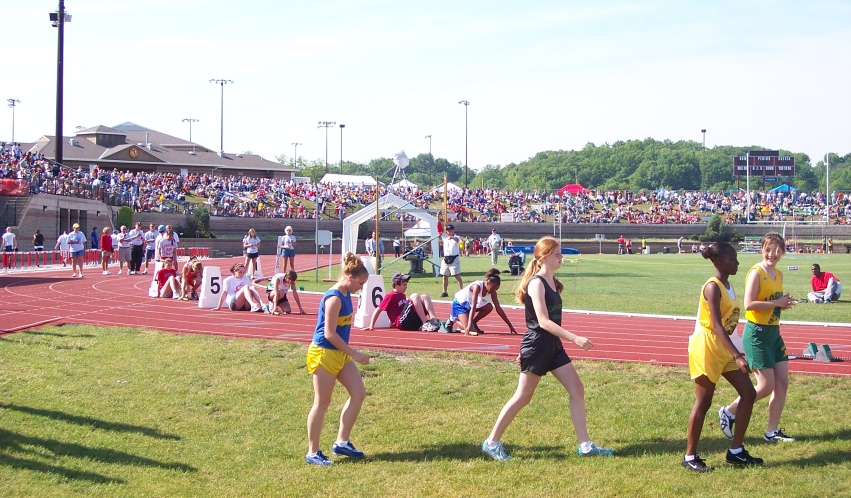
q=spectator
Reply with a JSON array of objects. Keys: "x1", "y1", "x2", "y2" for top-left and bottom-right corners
[
  {"x1": 157, "y1": 229, "x2": 178, "y2": 262},
  {"x1": 129, "y1": 221, "x2": 145, "y2": 274},
  {"x1": 143, "y1": 223, "x2": 157, "y2": 275},
  {"x1": 807, "y1": 264, "x2": 841, "y2": 304},
  {"x1": 117, "y1": 226, "x2": 132, "y2": 275},
  {"x1": 617, "y1": 235, "x2": 625, "y2": 255},
  {"x1": 365, "y1": 272, "x2": 441, "y2": 332},
  {"x1": 91, "y1": 227, "x2": 99, "y2": 250},
  {"x1": 365, "y1": 231, "x2": 384, "y2": 257},
  {"x1": 393, "y1": 237, "x2": 401, "y2": 258},
  {"x1": 100, "y1": 227, "x2": 113, "y2": 275},
  {"x1": 67, "y1": 223, "x2": 87, "y2": 278},
  {"x1": 439, "y1": 224, "x2": 463, "y2": 297},
  {"x1": 279, "y1": 225, "x2": 296, "y2": 274},
  {"x1": 487, "y1": 228, "x2": 502, "y2": 265},
  {"x1": 243, "y1": 228, "x2": 261, "y2": 278},
  {"x1": 55, "y1": 230, "x2": 70, "y2": 267},
  {"x1": 2, "y1": 227, "x2": 16, "y2": 272}
]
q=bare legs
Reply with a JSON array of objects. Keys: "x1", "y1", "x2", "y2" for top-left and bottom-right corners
[
  {"x1": 307, "y1": 362, "x2": 366, "y2": 453},
  {"x1": 409, "y1": 293, "x2": 438, "y2": 322},
  {"x1": 726, "y1": 362, "x2": 788, "y2": 433},
  {"x1": 686, "y1": 371, "x2": 755, "y2": 456}
]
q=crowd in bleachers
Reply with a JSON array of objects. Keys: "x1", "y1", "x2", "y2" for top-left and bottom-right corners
[{"x1": 2, "y1": 141, "x2": 849, "y2": 225}]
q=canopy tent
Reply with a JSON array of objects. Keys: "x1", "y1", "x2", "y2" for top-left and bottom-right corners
[
  {"x1": 319, "y1": 174, "x2": 379, "y2": 186},
  {"x1": 404, "y1": 219, "x2": 432, "y2": 238},
  {"x1": 391, "y1": 178, "x2": 418, "y2": 190},
  {"x1": 770, "y1": 184, "x2": 798, "y2": 193},
  {"x1": 557, "y1": 183, "x2": 589, "y2": 196},
  {"x1": 428, "y1": 182, "x2": 463, "y2": 195}
]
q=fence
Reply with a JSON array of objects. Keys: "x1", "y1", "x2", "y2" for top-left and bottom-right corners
[{"x1": 1, "y1": 247, "x2": 210, "y2": 272}]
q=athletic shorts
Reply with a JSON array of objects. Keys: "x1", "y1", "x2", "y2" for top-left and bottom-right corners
[
  {"x1": 742, "y1": 322, "x2": 788, "y2": 370},
  {"x1": 71, "y1": 249, "x2": 85, "y2": 258},
  {"x1": 450, "y1": 300, "x2": 472, "y2": 320},
  {"x1": 397, "y1": 301, "x2": 424, "y2": 331},
  {"x1": 281, "y1": 248, "x2": 295, "y2": 258},
  {"x1": 247, "y1": 252, "x2": 259, "y2": 259},
  {"x1": 306, "y1": 343, "x2": 351, "y2": 376},
  {"x1": 34, "y1": 246, "x2": 44, "y2": 251},
  {"x1": 688, "y1": 328, "x2": 738, "y2": 383},
  {"x1": 267, "y1": 290, "x2": 289, "y2": 305},
  {"x1": 4, "y1": 245, "x2": 12, "y2": 252},
  {"x1": 518, "y1": 330, "x2": 571, "y2": 376},
  {"x1": 118, "y1": 247, "x2": 131, "y2": 262},
  {"x1": 145, "y1": 249, "x2": 155, "y2": 260},
  {"x1": 225, "y1": 294, "x2": 248, "y2": 311},
  {"x1": 439, "y1": 257, "x2": 461, "y2": 276}
]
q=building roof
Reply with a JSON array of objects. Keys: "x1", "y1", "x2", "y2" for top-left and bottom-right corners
[{"x1": 27, "y1": 122, "x2": 296, "y2": 173}]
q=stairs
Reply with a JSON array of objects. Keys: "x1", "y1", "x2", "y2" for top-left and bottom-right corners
[{"x1": 0, "y1": 195, "x2": 30, "y2": 228}]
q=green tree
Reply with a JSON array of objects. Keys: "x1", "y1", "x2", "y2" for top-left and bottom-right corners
[
  {"x1": 192, "y1": 206, "x2": 211, "y2": 237},
  {"x1": 117, "y1": 206, "x2": 133, "y2": 229}
]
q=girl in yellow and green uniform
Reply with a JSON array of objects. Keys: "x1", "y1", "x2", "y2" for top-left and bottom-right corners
[{"x1": 719, "y1": 232, "x2": 796, "y2": 444}]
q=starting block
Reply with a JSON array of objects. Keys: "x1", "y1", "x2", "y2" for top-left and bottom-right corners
[
  {"x1": 354, "y1": 274, "x2": 389, "y2": 328},
  {"x1": 147, "y1": 261, "x2": 163, "y2": 297},
  {"x1": 198, "y1": 266, "x2": 223, "y2": 309},
  {"x1": 251, "y1": 259, "x2": 263, "y2": 279},
  {"x1": 804, "y1": 342, "x2": 839, "y2": 362}
]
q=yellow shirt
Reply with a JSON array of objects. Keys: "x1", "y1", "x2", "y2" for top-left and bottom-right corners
[
  {"x1": 744, "y1": 263, "x2": 784, "y2": 326},
  {"x1": 698, "y1": 277, "x2": 740, "y2": 336}
]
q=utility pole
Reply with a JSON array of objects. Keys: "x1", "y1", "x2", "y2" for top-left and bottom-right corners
[
  {"x1": 209, "y1": 79, "x2": 234, "y2": 155},
  {"x1": 318, "y1": 121, "x2": 336, "y2": 174},
  {"x1": 425, "y1": 134, "x2": 432, "y2": 169},
  {"x1": 458, "y1": 100, "x2": 469, "y2": 187},
  {"x1": 183, "y1": 118, "x2": 199, "y2": 142}
]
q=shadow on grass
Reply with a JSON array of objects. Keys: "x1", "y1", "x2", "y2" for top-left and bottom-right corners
[
  {"x1": 0, "y1": 428, "x2": 196, "y2": 472},
  {"x1": 0, "y1": 403, "x2": 181, "y2": 440},
  {"x1": 20, "y1": 330, "x2": 95, "y2": 338},
  {"x1": 368, "y1": 442, "x2": 570, "y2": 462},
  {"x1": 0, "y1": 452, "x2": 122, "y2": 484}
]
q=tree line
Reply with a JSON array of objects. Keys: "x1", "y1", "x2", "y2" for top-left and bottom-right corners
[{"x1": 278, "y1": 139, "x2": 851, "y2": 194}]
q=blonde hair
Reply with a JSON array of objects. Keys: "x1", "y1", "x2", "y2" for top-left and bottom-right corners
[
  {"x1": 190, "y1": 260, "x2": 203, "y2": 271},
  {"x1": 514, "y1": 236, "x2": 564, "y2": 303},
  {"x1": 340, "y1": 252, "x2": 368, "y2": 281},
  {"x1": 102, "y1": 227, "x2": 111, "y2": 234},
  {"x1": 248, "y1": 228, "x2": 256, "y2": 237}
]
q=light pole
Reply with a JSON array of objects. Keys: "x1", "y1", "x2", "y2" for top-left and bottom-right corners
[
  {"x1": 318, "y1": 121, "x2": 336, "y2": 174},
  {"x1": 425, "y1": 134, "x2": 432, "y2": 168},
  {"x1": 291, "y1": 142, "x2": 301, "y2": 169},
  {"x1": 825, "y1": 153, "x2": 831, "y2": 223},
  {"x1": 182, "y1": 118, "x2": 199, "y2": 142},
  {"x1": 7, "y1": 99, "x2": 20, "y2": 143},
  {"x1": 458, "y1": 100, "x2": 469, "y2": 187},
  {"x1": 209, "y1": 79, "x2": 233, "y2": 155},
  {"x1": 50, "y1": 1, "x2": 71, "y2": 165},
  {"x1": 339, "y1": 124, "x2": 345, "y2": 174},
  {"x1": 701, "y1": 129, "x2": 706, "y2": 188}
]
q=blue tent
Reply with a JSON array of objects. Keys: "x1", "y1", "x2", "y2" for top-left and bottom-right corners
[{"x1": 770, "y1": 184, "x2": 798, "y2": 192}]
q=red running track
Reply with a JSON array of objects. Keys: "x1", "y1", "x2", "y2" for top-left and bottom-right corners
[{"x1": 2, "y1": 255, "x2": 849, "y2": 377}]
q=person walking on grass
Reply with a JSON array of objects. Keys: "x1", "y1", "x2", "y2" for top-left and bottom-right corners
[
  {"x1": 482, "y1": 236, "x2": 614, "y2": 461},
  {"x1": 719, "y1": 232, "x2": 797, "y2": 445},
  {"x1": 683, "y1": 242, "x2": 762, "y2": 473},
  {"x1": 305, "y1": 252, "x2": 370, "y2": 466}
]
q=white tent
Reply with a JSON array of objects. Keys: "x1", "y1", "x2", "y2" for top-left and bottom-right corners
[
  {"x1": 404, "y1": 219, "x2": 431, "y2": 238},
  {"x1": 391, "y1": 178, "x2": 418, "y2": 190},
  {"x1": 429, "y1": 182, "x2": 463, "y2": 195},
  {"x1": 319, "y1": 173, "x2": 379, "y2": 186}
]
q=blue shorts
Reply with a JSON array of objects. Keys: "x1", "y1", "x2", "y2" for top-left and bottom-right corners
[
  {"x1": 450, "y1": 300, "x2": 472, "y2": 320},
  {"x1": 71, "y1": 249, "x2": 85, "y2": 258},
  {"x1": 145, "y1": 249, "x2": 155, "y2": 260},
  {"x1": 281, "y1": 248, "x2": 295, "y2": 258}
]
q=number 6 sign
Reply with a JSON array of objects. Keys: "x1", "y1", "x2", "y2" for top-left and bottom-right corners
[
  {"x1": 354, "y1": 274, "x2": 390, "y2": 328},
  {"x1": 198, "y1": 266, "x2": 223, "y2": 308}
]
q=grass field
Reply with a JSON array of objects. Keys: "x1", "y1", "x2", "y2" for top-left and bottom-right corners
[
  {"x1": 1, "y1": 326, "x2": 849, "y2": 498},
  {"x1": 293, "y1": 252, "x2": 851, "y2": 323}
]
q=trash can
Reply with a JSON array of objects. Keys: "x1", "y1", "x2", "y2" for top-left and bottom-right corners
[
  {"x1": 663, "y1": 247, "x2": 670, "y2": 254},
  {"x1": 643, "y1": 246, "x2": 650, "y2": 255}
]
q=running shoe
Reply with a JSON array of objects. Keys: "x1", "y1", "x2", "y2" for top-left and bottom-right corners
[
  {"x1": 250, "y1": 304, "x2": 263, "y2": 313},
  {"x1": 481, "y1": 440, "x2": 511, "y2": 461},
  {"x1": 725, "y1": 447, "x2": 763, "y2": 466},
  {"x1": 142, "y1": 270, "x2": 148, "y2": 275},
  {"x1": 305, "y1": 451, "x2": 333, "y2": 466},
  {"x1": 718, "y1": 406, "x2": 734, "y2": 439},
  {"x1": 577, "y1": 443, "x2": 614, "y2": 456},
  {"x1": 118, "y1": 270, "x2": 122, "y2": 275},
  {"x1": 331, "y1": 441, "x2": 364, "y2": 458},
  {"x1": 446, "y1": 316, "x2": 456, "y2": 332},
  {"x1": 764, "y1": 429, "x2": 795, "y2": 443},
  {"x1": 102, "y1": 270, "x2": 109, "y2": 276},
  {"x1": 472, "y1": 322, "x2": 485, "y2": 335},
  {"x1": 681, "y1": 454, "x2": 713, "y2": 473},
  {"x1": 440, "y1": 292, "x2": 448, "y2": 298}
]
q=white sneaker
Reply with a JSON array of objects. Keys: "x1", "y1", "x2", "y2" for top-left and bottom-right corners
[
  {"x1": 118, "y1": 270, "x2": 122, "y2": 275},
  {"x1": 250, "y1": 304, "x2": 263, "y2": 312},
  {"x1": 103, "y1": 270, "x2": 109, "y2": 275},
  {"x1": 142, "y1": 270, "x2": 148, "y2": 275}
]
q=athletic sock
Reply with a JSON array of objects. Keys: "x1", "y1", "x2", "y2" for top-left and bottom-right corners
[
  {"x1": 684, "y1": 454, "x2": 696, "y2": 461},
  {"x1": 728, "y1": 447, "x2": 743, "y2": 455},
  {"x1": 486, "y1": 440, "x2": 500, "y2": 449},
  {"x1": 306, "y1": 451, "x2": 318, "y2": 458},
  {"x1": 579, "y1": 441, "x2": 593, "y2": 453}
]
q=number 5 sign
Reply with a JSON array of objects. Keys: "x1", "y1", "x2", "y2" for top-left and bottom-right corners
[
  {"x1": 198, "y1": 266, "x2": 223, "y2": 309},
  {"x1": 354, "y1": 274, "x2": 390, "y2": 329}
]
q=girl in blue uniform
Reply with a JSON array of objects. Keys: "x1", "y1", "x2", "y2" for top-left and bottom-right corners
[
  {"x1": 482, "y1": 236, "x2": 613, "y2": 460},
  {"x1": 305, "y1": 252, "x2": 370, "y2": 466}
]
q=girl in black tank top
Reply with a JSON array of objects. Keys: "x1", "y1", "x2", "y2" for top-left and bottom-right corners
[{"x1": 481, "y1": 236, "x2": 614, "y2": 461}]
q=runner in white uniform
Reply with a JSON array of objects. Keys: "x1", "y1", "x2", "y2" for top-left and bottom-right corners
[{"x1": 55, "y1": 231, "x2": 70, "y2": 267}]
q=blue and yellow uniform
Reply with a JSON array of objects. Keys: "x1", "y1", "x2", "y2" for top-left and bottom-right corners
[
  {"x1": 306, "y1": 289, "x2": 354, "y2": 375},
  {"x1": 688, "y1": 277, "x2": 741, "y2": 383},
  {"x1": 743, "y1": 264, "x2": 788, "y2": 369}
]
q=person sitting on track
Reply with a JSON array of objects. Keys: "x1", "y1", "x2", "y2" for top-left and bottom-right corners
[
  {"x1": 364, "y1": 272, "x2": 441, "y2": 332},
  {"x1": 180, "y1": 257, "x2": 203, "y2": 300},
  {"x1": 214, "y1": 262, "x2": 265, "y2": 312},
  {"x1": 155, "y1": 258, "x2": 181, "y2": 299},
  {"x1": 446, "y1": 268, "x2": 518, "y2": 336},
  {"x1": 264, "y1": 269, "x2": 306, "y2": 315}
]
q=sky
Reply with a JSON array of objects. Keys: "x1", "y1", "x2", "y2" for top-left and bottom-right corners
[{"x1": 3, "y1": 0, "x2": 850, "y2": 171}]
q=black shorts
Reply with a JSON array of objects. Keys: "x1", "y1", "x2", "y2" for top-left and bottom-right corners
[
  {"x1": 267, "y1": 290, "x2": 289, "y2": 305},
  {"x1": 247, "y1": 252, "x2": 259, "y2": 259},
  {"x1": 519, "y1": 330, "x2": 571, "y2": 376},
  {"x1": 397, "y1": 301, "x2": 423, "y2": 331}
]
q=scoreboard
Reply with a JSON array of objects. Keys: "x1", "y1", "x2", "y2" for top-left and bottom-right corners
[{"x1": 733, "y1": 150, "x2": 795, "y2": 177}]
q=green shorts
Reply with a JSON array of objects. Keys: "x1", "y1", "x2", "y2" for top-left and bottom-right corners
[{"x1": 742, "y1": 322, "x2": 788, "y2": 370}]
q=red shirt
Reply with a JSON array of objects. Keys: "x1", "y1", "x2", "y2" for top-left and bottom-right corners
[
  {"x1": 811, "y1": 272, "x2": 839, "y2": 292},
  {"x1": 100, "y1": 233, "x2": 113, "y2": 252},
  {"x1": 156, "y1": 268, "x2": 178, "y2": 293},
  {"x1": 378, "y1": 290, "x2": 409, "y2": 328}
]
